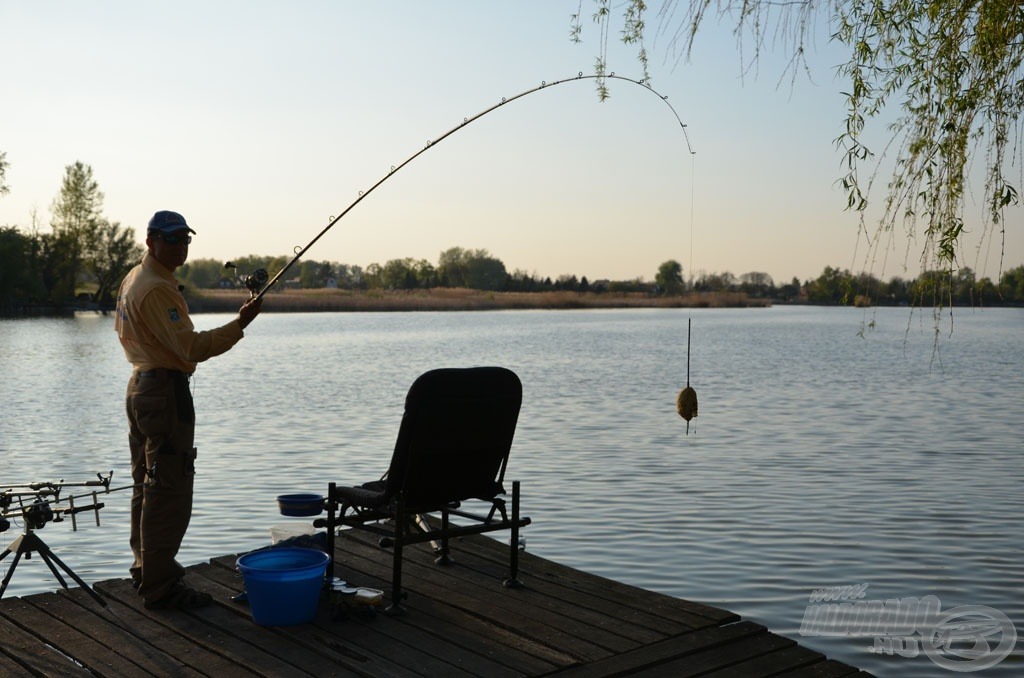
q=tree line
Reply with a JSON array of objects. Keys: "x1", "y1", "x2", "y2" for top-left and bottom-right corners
[
  {"x1": 192, "y1": 254, "x2": 1024, "y2": 308},
  {"x1": 1, "y1": 160, "x2": 142, "y2": 313},
  {"x1": 2, "y1": 160, "x2": 1023, "y2": 314}
]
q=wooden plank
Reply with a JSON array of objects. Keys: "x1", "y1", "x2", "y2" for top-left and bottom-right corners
[
  {"x1": 0, "y1": 595, "x2": 153, "y2": 676},
  {"x1": 27, "y1": 588, "x2": 205, "y2": 678},
  {"x1": 195, "y1": 561, "x2": 512, "y2": 678},
  {"x1": 60, "y1": 584, "x2": 268, "y2": 677},
  {"x1": 430, "y1": 524, "x2": 737, "y2": 625},
  {"x1": 61, "y1": 586, "x2": 248, "y2": 677},
  {"x1": 325, "y1": 536, "x2": 624, "y2": 662},
  {"x1": 392, "y1": 524, "x2": 737, "y2": 633},
  {"x1": 188, "y1": 562, "x2": 482, "y2": 678},
  {"x1": 205, "y1": 554, "x2": 579, "y2": 676},
  {"x1": 94, "y1": 577, "x2": 340, "y2": 678},
  {"x1": 0, "y1": 651, "x2": 36, "y2": 677},
  {"x1": 443, "y1": 532, "x2": 724, "y2": 634},
  {"x1": 780, "y1": 659, "x2": 876, "y2": 678},
  {"x1": 542, "y1": 620, "x2": 765, "y2": 677},
  {"x1": 642, "y1": 629, "x2": 798, "y2": 677},
  {"x1": 394, "y1": 536, "x2": 688, "y2": 643},
  {"x1": 697, "y1": 644, "x2": 827, "y2": 677},
  {"x1": 334, "y1": 528, "x2": 644, "y2": 655},
  {"x1": 210, "y1": 552, "x2": 574, "y2": 674},
  {"x1": 0, "y1": 608, "x2": 93, "y2": 677}
]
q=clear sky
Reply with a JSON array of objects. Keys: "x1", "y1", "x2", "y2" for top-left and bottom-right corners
[{"x1": 2, "y1": 1, "x2": 1020, "y2": 284}]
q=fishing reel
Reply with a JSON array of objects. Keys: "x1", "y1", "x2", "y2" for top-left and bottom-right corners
[
  {"x1": 224, "y1": 262, "x2": 269, "y2": 297},
  {"x1": 23, "y1": 501, "x2": 55, "y2": 530},
  {"x1": 1, "y1": 472, "x2": 118, "y2": 532}
]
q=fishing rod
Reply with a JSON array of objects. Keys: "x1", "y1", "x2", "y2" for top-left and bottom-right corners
[{"x1": 247, "y1": 72, "x2": 696, "y2": 301}]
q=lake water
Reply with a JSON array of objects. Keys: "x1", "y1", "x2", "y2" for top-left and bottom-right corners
[{"x1": 2, "y1": 306, "x2": 1021, "y2": 676}]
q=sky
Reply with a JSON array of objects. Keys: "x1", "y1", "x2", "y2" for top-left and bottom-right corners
[{"x1": 2, "y1": 1, "x2": 1021, "y2": 285}]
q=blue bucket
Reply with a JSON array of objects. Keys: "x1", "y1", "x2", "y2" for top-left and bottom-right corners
[{"x1": 236, "y1": 547, "x2": 330, "y2": 626}]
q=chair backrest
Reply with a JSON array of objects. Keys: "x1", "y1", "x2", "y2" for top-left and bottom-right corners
[{"x1": 383, "y1": 367, "x2": 522, "y2": 508}]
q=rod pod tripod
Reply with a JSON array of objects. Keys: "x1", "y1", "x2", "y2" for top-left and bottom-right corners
[
  {"x1": 0, "y1": 523, "x2": 107, "y2": 606},
  {"x1": 0, "y1": 473, "x2": 127, "y2": 607}
]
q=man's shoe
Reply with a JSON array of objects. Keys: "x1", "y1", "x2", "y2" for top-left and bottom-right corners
[{"x1": 144, "y1": 582, "x2": 212, "y2": 610}]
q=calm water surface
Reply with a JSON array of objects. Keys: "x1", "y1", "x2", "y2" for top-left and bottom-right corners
[{"x1": 2, "y1": 306, "x2": 1021, "y2": 676}]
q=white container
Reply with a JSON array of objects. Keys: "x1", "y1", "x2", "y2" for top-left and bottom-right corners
[{"x1": 269, "y1": 522, "x2": 315, "y2": 544}]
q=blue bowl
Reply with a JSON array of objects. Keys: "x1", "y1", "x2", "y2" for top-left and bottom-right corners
[{"x1": 276, "y1": 493, "x2": 324, "y2": 517}]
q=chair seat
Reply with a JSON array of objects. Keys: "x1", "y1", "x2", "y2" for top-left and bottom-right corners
[{"x1": 332, "y1": 482, "x2": 388, "y2": 510}]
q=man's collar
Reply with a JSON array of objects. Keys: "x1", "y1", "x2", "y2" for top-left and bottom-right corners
[{"x1": 142, "y1": 251, "x2": 178, "y2": 281}]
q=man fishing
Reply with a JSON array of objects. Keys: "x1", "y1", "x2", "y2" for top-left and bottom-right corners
[{"x1": 115, "y1": 210, "x2": 262, "y2": 610}]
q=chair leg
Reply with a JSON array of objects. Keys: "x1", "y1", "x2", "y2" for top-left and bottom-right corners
[
  {"x1": 434, "y1": 508, "x2": 454, "y2": 565},
  {"x1": 323, "y1": 482, "x2": 337, "y2": 585},
  {"x1": 386, "y1": 493, "x2": 408, "y2": 615},
  {"x1": 503, "y1": 480, "x2": 525, "y2": 589}
]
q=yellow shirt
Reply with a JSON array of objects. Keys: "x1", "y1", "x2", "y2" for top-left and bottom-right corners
[{"x1": 115, "y1": 252, "x2": 244, "y2": 373}]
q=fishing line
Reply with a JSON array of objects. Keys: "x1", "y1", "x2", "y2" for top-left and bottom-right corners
[
  {"x1": 251, "y1": 72, "x2": 695, "y2": 301},
  {"x1": 676, "y1": 146, "x2": 698, "y2": 434}
]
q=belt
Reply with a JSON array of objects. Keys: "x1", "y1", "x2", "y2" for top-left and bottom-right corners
[{"x1": 136, "y1": 368, "x2": 189, "y2": 378}]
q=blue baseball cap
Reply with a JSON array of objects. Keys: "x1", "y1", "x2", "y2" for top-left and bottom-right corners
[{"x1": 148, "y1": 210, "x2": 196, "y2": 235}]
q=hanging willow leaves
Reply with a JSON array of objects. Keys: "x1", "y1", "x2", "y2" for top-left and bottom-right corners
[{"x1": 574, "y1": 1, "x2": 1023, "y2": 286}]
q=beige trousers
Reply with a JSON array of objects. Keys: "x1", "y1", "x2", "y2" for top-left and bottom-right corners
[{"x1": 126, "y1": 368, "x2": 196, "y2": 604}]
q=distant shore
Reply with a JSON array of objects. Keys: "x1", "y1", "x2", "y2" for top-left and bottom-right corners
[{"x1": 186, "y1": 288, "x2": 771, "y2": 313}]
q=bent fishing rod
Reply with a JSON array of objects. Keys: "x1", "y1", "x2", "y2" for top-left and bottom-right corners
[{"x1": 247, "y1": 72, "x2": 696, "y2": 302}]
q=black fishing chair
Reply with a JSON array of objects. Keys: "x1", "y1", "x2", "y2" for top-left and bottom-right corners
[{"x1": 319, "y1": 366, "x2": 530, "y2": 613}]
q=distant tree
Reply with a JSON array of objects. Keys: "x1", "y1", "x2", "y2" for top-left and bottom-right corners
[
  {"x1": 362, "y1": 262, "x2": 383, "y2": 289},
  {"x1": 291, "y1": 259, "x2": 339, "y2": 288},
  {"x1": 807, "y1": 266, "x2": 854, "y2": 304},
  {"x1": 438, "y1": 247, "x2": 506, "y2": 290},
  {"x1": 336, "y1": 263, "x2": 364, "y2": 289},
  {"x1": 608, "y1": 277, "x2": 649, "y2": 293},
  {"x1": 506, "y1": 269, "x2": 542, "y2": 292},
  {"x1": 555, "y1": 274, "x2": 580, "y2": 291},
  {"x1": 884, "y1": 276, "x2": 910, "y2": 305},
  {"x1": 695, "y1": 271, "x2": 736, "y2": 293},
  {"x1": 0, "y1": 226, "x2": 40, "y2": 309},
  {"x1": 778, "y1": 277, "x2": 801, "y2": 302},
  {"x1": 50, "y1": 161, "x2": 104, "y2": 294},
  {"x1": 37, "y1": 231, "x2": 78, "y2": 304},
  {"x1": 465, "y1": 253, "x2": 507, "y2": 291},
  {"x1": 655, "y1": 260, "x2": 685, "y2": 295},
  {"x1": 413, "y1": 259, "x2": 438, "y2": 288},
  {"x1": 317, "y1": 261, "x2": 336, "y2": 286},
  {"x1": 739, "y1": 271, "x2": 773, "y2": 297},
  {"x1": 51, "y1": 161, "x2": 103, "y2": 233},
  {"x1": 178, "y1": 258, "x2": 224, "y2": 289},
  {"x1": 437, "y1": 246, "x2": 469, "y2": 287},
  {"x1": 999, "y1": 265, "x2": 1024, "y2": 302},
  {"x1": 381, "y1": 258, "x2": 421, "y2": 289},
  {"x1": 88, "y1": 220, "x2": 143, "y2": 303}
]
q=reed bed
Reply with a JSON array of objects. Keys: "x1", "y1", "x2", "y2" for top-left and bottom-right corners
[{"x1": 187, "y1": 288, "x2": 767, "y2": 313}]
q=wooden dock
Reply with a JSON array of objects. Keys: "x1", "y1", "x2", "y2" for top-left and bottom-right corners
[{"x1": 0, "y1": 528, "x2": 873, "y2": 677}]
